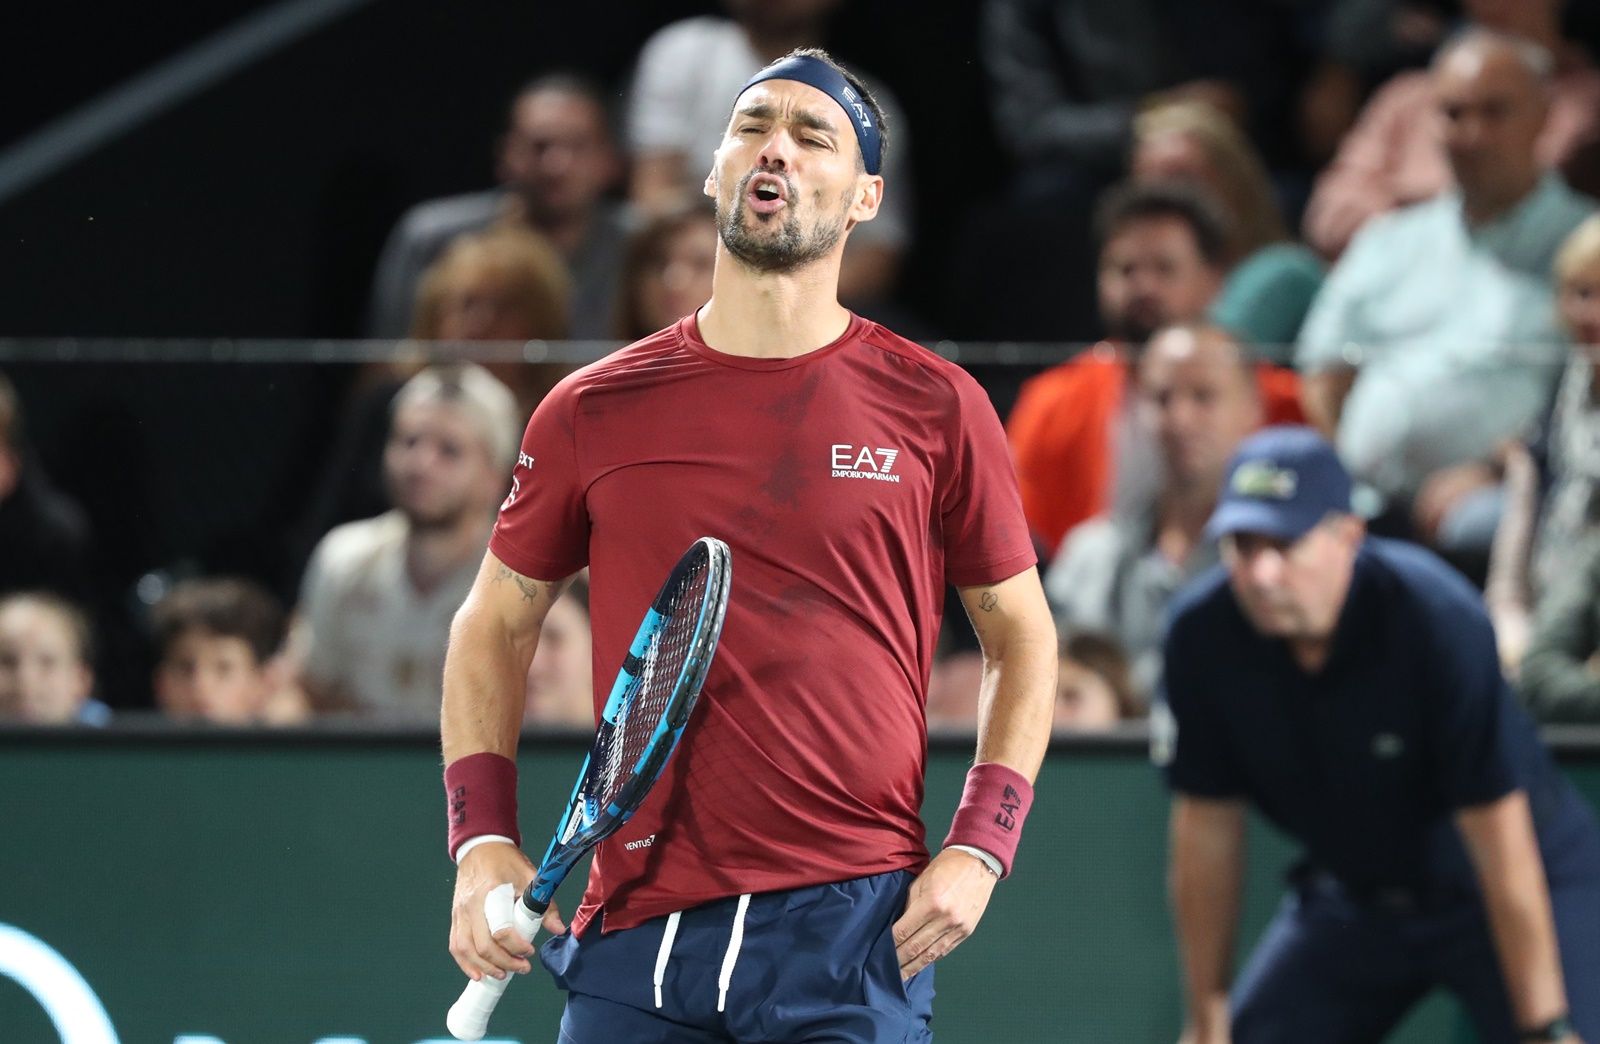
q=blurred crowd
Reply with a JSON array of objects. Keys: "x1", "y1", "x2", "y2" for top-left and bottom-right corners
[{"x1": 7, "y1": 0, "x2": 1600, "y2": 734}]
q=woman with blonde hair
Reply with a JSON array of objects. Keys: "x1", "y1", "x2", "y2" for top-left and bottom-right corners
[
  {"x1": 1488, "y1": 215, "x2": 1600, "y2": 698},
  {"x1": 410, "y1": 225, "x2": 570, "y2": 345},
  {"x1": 1131, "y1": 101, "x2": 1324, "y2": 359}
]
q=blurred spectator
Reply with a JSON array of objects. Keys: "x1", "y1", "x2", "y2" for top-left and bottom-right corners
[
  {"x1": 1298, "y1": 30, "x2": 1596, "y2": 545},
  {"x1": 981, "y1": 0, "x2": 1300, "y2": 190},
  {"x1": 368, "y1": 74, "x2": 626, "y2": 339},
  {"x1": 0, "y1": 593, "x2": 108, "y2": 726},
  {"x1": 1045, "y1": 324, "x2": 1262, "y2": 703},
  {"x1": 1054, "y1": 633, "x2": 1138, "y2": 732},
  {"x1": 625, "y1": 1, "x2": 911, "y2": 306},
  {"x1": 413, "y1": 226, "x2": 571, "y2": 344},
  {"x1": 411, "y1": 226, "x2": 573, "y2": 417},
  {"x1": 294, "y1": 365, "x2": 519, "y2": 722},
  {"x1": 524, "y1": 576, "x2": 593, "y2": 729},
  {"x1": 152, "y1": 578, "x2": 305, "y2": 726},
  {"x1": 1486, "y1": 213, "x2": 1600, "y2": 669},
  {"x1": 614, "y1": 202, "x2": 719, "y2": 341},
  {"x1": 1006, "y1": 182, "x2": 1304, "y2": 554},
  {"x1": 1132, "y1": 102, "x2": 1325, "y2": 357},
  {"x1": 296, "y1": 227, "x2": 569, "y2": 556},
  {"x1": 1519, "y1": 533, "x2": 1600, "y2": 722},
  {"x1": 0, "y1": 372, "x2": 92, "y2": 603},
  {"x1": 1298, "y1": 0, "x2": 1454, "y2": 166},
  {"x1": 1305, "y1": 3, "x2": 1600, "y2": 259}
]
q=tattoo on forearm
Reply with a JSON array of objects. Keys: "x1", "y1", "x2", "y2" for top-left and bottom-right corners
[
  {"x1": 978, "y1": 591, "x2": 998, "y2": 613},
  {"x1": 493, "y1": 564, "x2": 548, "y2": 603}
]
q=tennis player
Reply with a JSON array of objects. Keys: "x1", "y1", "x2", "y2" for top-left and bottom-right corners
[{"x1": 440, "y1": 48, "x2": 1057, "y2": 1041}]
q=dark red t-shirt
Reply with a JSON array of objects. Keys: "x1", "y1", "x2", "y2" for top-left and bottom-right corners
[{"x1": 490, "y1": 313, "x2": 1034, "y2": 934}]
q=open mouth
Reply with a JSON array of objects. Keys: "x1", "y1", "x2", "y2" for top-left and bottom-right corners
[{"x1": 746, "y1": 173, "x2": 788, "y2": 215}]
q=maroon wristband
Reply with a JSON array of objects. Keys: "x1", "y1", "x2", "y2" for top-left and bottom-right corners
[
  {"x1": 444, "y1": 752, "x2": 520, "y2": 861},
  {"x1": 941, "y1": 762, "x2": 1034, "y2": 878}
]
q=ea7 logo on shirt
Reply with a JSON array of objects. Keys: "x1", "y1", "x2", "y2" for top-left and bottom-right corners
[{"x1": 831, "y1": 444, "x2": 901, "y2": 483}]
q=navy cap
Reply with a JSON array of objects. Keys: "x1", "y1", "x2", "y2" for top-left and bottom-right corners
[{"x1": 1205, "y1": 426, "x2": 1354, "y2": 542}]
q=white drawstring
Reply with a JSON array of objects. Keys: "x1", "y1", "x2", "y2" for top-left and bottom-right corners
[
  {"x1": 716, "y1": 894, "x2": 752, "y2": 1013},
  {"x1": 652, "y1": 910, "x2": 682, "y2": 1009}
]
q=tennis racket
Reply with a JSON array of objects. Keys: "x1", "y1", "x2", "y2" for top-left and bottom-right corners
[{"x1": 446, "y1": 536, "x2": 732, "y2": 1041}]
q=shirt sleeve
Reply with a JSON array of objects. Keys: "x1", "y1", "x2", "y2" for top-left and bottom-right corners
[
  {"x1": 1300, "y1": 74, "x2": 1421, "y2": 259},
  {"x1": 1294, "y1": 217, "x2": 1387, "y2": 374},
  {"x1": 940, "y1": 369, "x2": 1037, "y2": 587},
  {"x1": 1157, "y1": 610, "x2": 1246, "y2": 798},
  {"x1": 488, "y1": 378, "x2": 590, "y2": 580},
  {"x1": 296, "y1": 534, "x2": 347, "y2": 690},
  {"x1": 980, "y1": 0, "x2": 1135, "y2": 171},
  {"x1": 1425, "y1": 593, "x2": 1520, "y2": 808},
  {"x1": 364, "y1": 209, "x2": 434, "y2": 338},
  {"x1": 1517, "y1": 536, "x2": 1600, "y2": 723}
]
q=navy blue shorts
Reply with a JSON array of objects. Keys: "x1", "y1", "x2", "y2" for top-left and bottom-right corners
[
  {"x1": 1231, "y1": 876, "x2": 1600, "y2": 1042},
  {"x1": 539, "y1": 869, "x2": 935, "y2": 1043}
]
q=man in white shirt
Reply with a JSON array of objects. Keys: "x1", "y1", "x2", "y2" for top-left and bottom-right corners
[
  {"x1": 295, "y1": 365, "x2": 520, "y2": 720},
  {"x1": 1297, "y1": 29, "x2": 1597, "y2": 540}
]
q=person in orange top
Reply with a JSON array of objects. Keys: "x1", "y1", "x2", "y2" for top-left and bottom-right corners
[{"x1": 1006, "y1": 182, "x2": 1304, "y2": 556}]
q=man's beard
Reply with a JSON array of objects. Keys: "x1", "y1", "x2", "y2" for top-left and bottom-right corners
[
  {"x1": 390, "y1": 482, "x2": 473, "y2": 533},
  {"x1": 1106, "y1": 304, "x2": 1164, "y2": 346},
  {"x1": 403, "y1": 500, "x2": 471, "y2": 533},
  {"x1": 717, "y1": 169, "x2": 848, "y2": 273}
]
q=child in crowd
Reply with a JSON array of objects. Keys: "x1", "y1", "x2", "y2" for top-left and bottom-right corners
[
  {"x1": 523, "y1": 575, "x2": 594, "y2": 729},
  {"x1": 1055, "y1": 633, "x2": 1139, "y2": 731},
  {"x1": 0, "y1": 592, "x2": 109, "y2": 725},
  {"x1": 152, "y1": 578, "x2": 305, "y2": 725}
]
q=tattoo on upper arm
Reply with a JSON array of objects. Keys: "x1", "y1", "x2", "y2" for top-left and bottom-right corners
[
  {"x1": 492, "y1": 564, "x2": 556, "y2": 604},
  {"x1": 978, "y1": 591, "x2": 998, "y2": 613}
]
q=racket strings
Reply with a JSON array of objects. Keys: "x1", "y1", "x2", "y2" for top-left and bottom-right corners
[{"x1": 590, "y1": 560, "x2": 713, "y2": 810}]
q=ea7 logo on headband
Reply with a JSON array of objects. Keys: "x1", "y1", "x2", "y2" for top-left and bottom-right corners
[{"x1": 840, "y1": 85, "x2": 872, "y2": 128}]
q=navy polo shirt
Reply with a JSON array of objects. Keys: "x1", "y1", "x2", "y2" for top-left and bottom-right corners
[{"x1": 1159, "y1": 537, "x2": 1599, "y2": 893}]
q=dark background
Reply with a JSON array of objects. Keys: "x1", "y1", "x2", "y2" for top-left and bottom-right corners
[{"x1": 0, "y1": 0, "x2": 1006, "y2": 338}]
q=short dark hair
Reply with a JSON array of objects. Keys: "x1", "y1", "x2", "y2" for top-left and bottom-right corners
[
  {"x1": 152, "y1": 578, "x2": 286, "y2": 666},
  {"x1": 511, "y1": 72, "x2": 617, "y2": 140},
  {"x1": 0, "y1": 592, "x2": 93, "y2": 667},
  {"x1": 1093, "y1": 181, "x2": 1231, "y2": 269},
  {"x1": 1061, "y1": 632, "x2": 1139, "y2": 720},
  {"x1": 759, "y1": 47, "x2": 890, "y2": 173}
]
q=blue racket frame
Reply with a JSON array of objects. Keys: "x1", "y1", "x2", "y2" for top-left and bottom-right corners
[{"x1": 523, "y1": 536, "x2": 731, "y2": 913}]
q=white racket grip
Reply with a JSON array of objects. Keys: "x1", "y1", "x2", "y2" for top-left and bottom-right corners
[{"x1": 446, "y1": 884, "x2": 542, "y2": 1041}]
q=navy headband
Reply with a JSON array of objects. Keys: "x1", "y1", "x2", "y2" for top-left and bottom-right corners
[{"x1": 739, "y1": 55, "x2": 882, "y2": 176}]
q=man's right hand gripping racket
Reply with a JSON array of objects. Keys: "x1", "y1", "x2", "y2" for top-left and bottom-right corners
[{"x1": 446, "y1": 536, "x2": 732, "y2": 1041}]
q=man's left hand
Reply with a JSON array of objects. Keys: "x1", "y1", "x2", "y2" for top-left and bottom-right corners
[{"x1": 891, "y1": 848, "x2": 1000, "y2": 979}]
